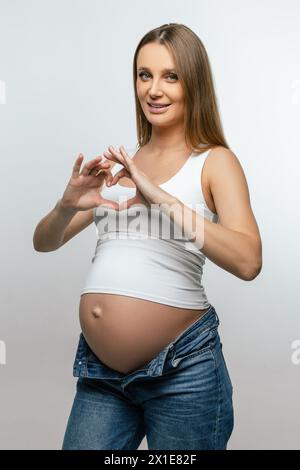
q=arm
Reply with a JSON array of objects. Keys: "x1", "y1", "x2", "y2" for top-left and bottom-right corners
[
  {"x1": 33, "y1": 153, "x2": 115, "y2": 252},
  {"x1": 33, "y1": 199, "x2": 79, "y2": 252},
  {"x1": 159, "y1": 147, "x2": 262, "y2": 281}
]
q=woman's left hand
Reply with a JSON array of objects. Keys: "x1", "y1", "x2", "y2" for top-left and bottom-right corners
[{"x1": 103, "y1": 145, "x2": 167, "y2": 211}]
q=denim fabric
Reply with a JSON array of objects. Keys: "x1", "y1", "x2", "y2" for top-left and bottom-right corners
[{"x1": 62, "y1": 304, "x2": 234, "y2": 450}]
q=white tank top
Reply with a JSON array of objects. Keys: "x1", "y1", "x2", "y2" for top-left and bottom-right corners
[{"x1": 80, "y1": 146, "x2": 219, "y2": 309}]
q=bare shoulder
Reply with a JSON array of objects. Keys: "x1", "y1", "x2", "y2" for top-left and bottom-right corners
[
  {"x1": 205, "y1": 146, "x2": 242, "y2": 179},
  {"x1": 204, "y1": 146, "x2": 261, "y2": 242},
  {"x1": 204, "y1": 146, "x2": 248, "y2": 199}
]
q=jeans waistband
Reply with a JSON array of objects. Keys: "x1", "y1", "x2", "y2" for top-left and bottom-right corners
[
  {"x1": 169, "y1": 304, "x2": 219, "y2": 349},
  {"x1": 141, "y1": 304, "x2": 219, "y2": 379}
]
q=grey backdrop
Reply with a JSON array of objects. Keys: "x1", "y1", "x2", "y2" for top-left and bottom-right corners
[{"x1": 0, "y1": 0, "x2": 299, "y2": 450}]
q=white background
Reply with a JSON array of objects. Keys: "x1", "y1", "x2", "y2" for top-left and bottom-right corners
[{"x1": 0, "y1": 0, "x2": 299, "y2": 450}]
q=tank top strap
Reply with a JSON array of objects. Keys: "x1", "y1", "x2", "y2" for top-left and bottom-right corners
[{"x1": 180, "y1": 148, "x2": 218, "y2": 223}]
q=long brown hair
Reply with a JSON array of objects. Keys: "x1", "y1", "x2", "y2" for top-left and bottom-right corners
[{"x1": 132, "y1": 23, "x2": 231, "y2": 154}]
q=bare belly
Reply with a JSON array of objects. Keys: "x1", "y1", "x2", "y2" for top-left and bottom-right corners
[{"x1": 79, "y1": 293, "x2": 210, "y2": 375}]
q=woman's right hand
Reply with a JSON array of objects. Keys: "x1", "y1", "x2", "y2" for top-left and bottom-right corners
[{"x1": 60, "y1": 153, "x2": 120, "y2": 211}]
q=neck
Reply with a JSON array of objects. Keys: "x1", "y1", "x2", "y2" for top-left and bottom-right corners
[{"x1": 146, "y1": 125, "x2": 191, "y2": 155}]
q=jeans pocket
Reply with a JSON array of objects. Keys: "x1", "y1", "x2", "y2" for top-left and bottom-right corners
[
  {"x1": 220, "y1": 346, "x2": 233, "y2": 392},
  {"x1": 171, "y1": 326, "x2": 218, "y2": 367}
]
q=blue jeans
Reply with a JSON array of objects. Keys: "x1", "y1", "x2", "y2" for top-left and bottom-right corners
[{"x1": 62, "y1": 304, "x2": 234, "y2": 450}]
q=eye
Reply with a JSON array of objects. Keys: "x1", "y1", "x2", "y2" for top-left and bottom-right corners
[{"x1": 138, "y1": 72, "x2": 178, "y2": 81}]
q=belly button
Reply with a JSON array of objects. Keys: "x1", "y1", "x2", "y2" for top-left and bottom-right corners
[{"x1": 91, "y1": 305, "x2": 103, "y2": 318}]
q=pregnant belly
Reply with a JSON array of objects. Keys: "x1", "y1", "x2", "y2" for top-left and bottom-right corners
[{"x1": 79, "y1": 293, "x2": 210, "y2": 375}]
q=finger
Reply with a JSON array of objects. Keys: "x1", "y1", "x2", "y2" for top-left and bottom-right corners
[
  {"x1": 80, "y1": 156, "x2": 103, "y2": 176},
  {"x1": 91, "y1": 167, "x2": 113, "y2": 182},
  {"x1": 118, "y1": 195, "x2": 137, "y2": 211},
  {"x1": 119, "y1": 146, "x2": 136, "y2": 174},
  {"x1": 111, "y1": 167, "x2": 130, "y2": 185},
  {"x1": 81, "y1": 158, "x2": 102, "y2": 176},
  {"x1": 119, "y1": 146, "x2": 131, "y2": 164},
  {"x1": 87, "y1": 161, "x2": 108, "y2": 176},
  {"x1": 90, "y1": 161, "x2": 111, "y2": 176},
  {"x1": 72, "y1": 153, "x2": 84, "y2": 177},
  {"x1": 103, "y1": 150, "x2": 120, "y2": 164},
  {"x1": 93, "y1": 168, "x2": 103, "y2": 177},
  {"x1": 107, "y1": 146, "x2": 126, "y2": 165},
  {"x1": 90, "y1": 165, "x2": 111, "y2": 177},
  {"x1": 98, "y1": 198, "x2": 121, "y2": 211},
  {"x1": 103, "y1": 170, "x2": 115, "y2": 186}
]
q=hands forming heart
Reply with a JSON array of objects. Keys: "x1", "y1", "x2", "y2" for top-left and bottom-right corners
[
  {"x1": 61, "y1": 146, "x2": 170, "y2": 213},
  {"x1": 102, "y1": 145, "x2": 160, "y2": 211}
]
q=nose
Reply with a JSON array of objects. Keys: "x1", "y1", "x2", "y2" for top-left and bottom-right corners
[{"x1": 148, "y1": 78, "x2": 164, "y2": 96}]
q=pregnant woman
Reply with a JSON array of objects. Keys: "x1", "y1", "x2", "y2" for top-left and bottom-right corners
[{"x1": 33, "y1": 23, "x2": 262, "y2": 450}]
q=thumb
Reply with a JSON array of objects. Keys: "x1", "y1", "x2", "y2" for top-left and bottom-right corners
[
  {"x1": 104, "y1": 170, "x2": 115, "y2": 187},
  {"x1": 110, "y1": 168, "x2": 131, "y2": 186}
]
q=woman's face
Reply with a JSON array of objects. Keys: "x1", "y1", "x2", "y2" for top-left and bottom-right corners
[{"x1": 136, "y1": 43, "x2": 185, "y2": 128}]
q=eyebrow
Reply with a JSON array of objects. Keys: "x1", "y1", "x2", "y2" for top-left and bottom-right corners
[{"x1": 137, "y1": 67, "x2": 176, "y2": 72}]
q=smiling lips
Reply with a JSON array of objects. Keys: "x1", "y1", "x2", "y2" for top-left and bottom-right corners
[
  {"x1": 147, "y1": 101, "x2": 171, "y2": 107},
  {"x1": 147, "y1": 102, "x2": 171, "y2": 113}
]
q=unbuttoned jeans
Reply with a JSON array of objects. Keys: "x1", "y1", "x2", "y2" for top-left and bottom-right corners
[{"x1": 62, "y1": 304, "x2": 234, "y2": 450}]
